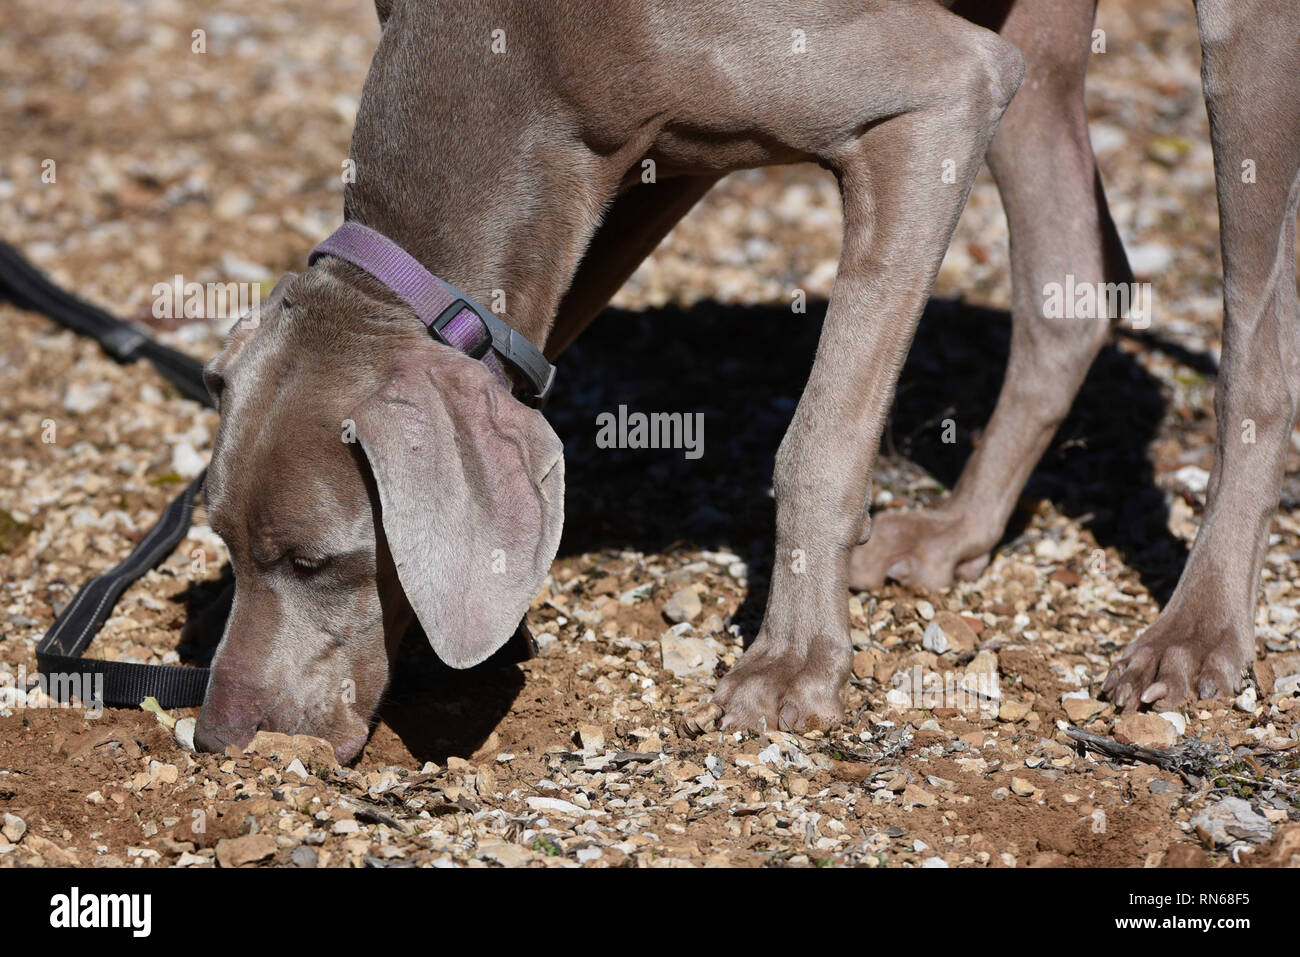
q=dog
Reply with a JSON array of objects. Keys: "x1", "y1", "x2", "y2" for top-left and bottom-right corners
[{"x1": 193, "y1": 0, "x2": 1300, "y2": 762}]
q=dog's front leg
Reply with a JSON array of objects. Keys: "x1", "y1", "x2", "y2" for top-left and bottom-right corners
[
  {"x1": 689, "y1": 22, "x2": 1025, "y2": 734},
  {"x1": 1105, "y1": 0, "x2": 1300, "y2": 709}
]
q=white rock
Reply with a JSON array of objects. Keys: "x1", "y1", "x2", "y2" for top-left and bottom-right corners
[
  {"x1": 1089, "y1": 123, "x2": 1128, "y2": 154},
  {"x1": 1275, "y1": 674, "x2": 1300, "y2": 696},
  {"x1": 219, "y1": 252, "x2": 270, "y2": 282},
  {"x1": 173, "y1": 717, "x2": 196, "y2": 752},
  {"x1": 662, "y1": 587, "x2": 702, "y2": 623},
  {"x1": 477, "y1": 841, "x2": 534, "y2": 867},
  {"x1": 213, "y1": 188, "x2": 254, "y2": 221},
  {"x1": 525, "y1": 796, "x2": 603, "y2": 817},
  {"x1": 1191, "y1": 797, "x2": 1272, "y2": 846},
  {"x1": 1158, "y1": 711, "x2": 1188, "y2": 736},
  {"x1": 575, "y1": 724, "x2": 605, "y2": 751},
  {"x1": 885, "y1": 687, "x2": 913, "y2": 710},
  {"x1": 921, "y1": 620, "x2": 950, "y2": 654},
  {"x1": 63, "y1": 382, "x2": 112, "y2": 414},
  {"x1": 171, "y1": 441, "x2": 207, "y2": 478},
  {"x1": 618, "y1": 583, "x2": 653, "y2": 605},
  {"x1": 1269, "y1": 606, "x2": 1298, "y2": 626},
  {"x1": 1127, "y1": 243, "x2": 1175, "y2": 278},
  {"x1": 2, "y1": 813, "x2": 25, "y2": 843},
  {"x1": 1173, "y1": 465, "x2": 1210, "y2": 495},
  {"x1": 659, "y1": 627, "x2": 717, "y2": 678}
]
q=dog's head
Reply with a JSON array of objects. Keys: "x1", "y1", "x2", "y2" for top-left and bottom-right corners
[{"x1": 193, "y1": 268, "x2": 564, "y2": 762}]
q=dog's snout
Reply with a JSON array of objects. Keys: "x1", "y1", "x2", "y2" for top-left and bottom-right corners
[
  {"x1": 193, "y1": 714, "x2": 266, "y2": 754},
  {"x1": 195, "y1": 678, "x2": 270, "y2": 754}
]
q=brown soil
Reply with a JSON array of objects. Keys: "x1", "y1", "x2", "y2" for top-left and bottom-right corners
[{"x1": 1, "y1": 0, "x2": 1298, "y2": 868}]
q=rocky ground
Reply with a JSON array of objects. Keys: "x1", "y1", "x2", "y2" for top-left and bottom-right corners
[{"x1": 2, "y1": 0, "x2": 1299, "y2": 868}]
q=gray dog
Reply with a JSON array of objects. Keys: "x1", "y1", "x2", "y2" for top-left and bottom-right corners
[{"x1": 193, "y1": 0, "x2": 1300, "y2": 762}]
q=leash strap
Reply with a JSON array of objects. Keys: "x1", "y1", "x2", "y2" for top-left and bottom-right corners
[
  {"x1": 35, "y1": 475, "x2": 210, "y2": 708},
  {"x1": 0, "y1": 239, "x2": 211, "y2": 406},
  {"x1": 309, "y1": 221, "x2": 556, "y2": 406},
  {"x1": 0, "y1": 238, "x2": 212, "y2": 708}
]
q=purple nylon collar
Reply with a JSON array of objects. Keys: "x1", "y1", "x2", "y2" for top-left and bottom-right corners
[{"x1": 308, "y1": 222, "x2": 554, "y2": 404}]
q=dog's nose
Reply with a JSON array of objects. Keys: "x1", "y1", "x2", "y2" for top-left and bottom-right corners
[
  {"x1": 193, "y1": 715, "x2": 264, "y2": 754},
  {"x1": 196, "y1": 673, "x2": 271, "y2": 754}
]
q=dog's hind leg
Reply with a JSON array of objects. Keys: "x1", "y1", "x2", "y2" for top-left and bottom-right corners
[
  {"x1": 850, "y1": 0, "x2": 1130, "y2": 591},
  {"x1": 1105, "y1": 0, "x2": 1300, "y2": 709},
  {"x1": 690, "y1": 5, "x2": 1025, "y2": 733}
]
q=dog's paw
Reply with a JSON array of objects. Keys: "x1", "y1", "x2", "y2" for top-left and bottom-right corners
[
  {"x1": 849, "y1": 508, "x2": 990, "y2": 592},
  {"x1": 1101, "y1": 617, "x2": 1252, "y2": 711},
  {"x1": 688, "y1": 633, "x2": 849, "y2": 735}
]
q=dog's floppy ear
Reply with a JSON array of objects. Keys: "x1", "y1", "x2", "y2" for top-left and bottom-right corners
[
  {"x1": 203, "y1": 272, "x2": 297, "y2": 409},
  {"x1": 351, "y1": 347, "x2": 564, "y2": 668}
]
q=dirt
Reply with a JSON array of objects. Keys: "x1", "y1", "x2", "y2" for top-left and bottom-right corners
[{"x1": 2, "y1": 0, "x2": 1299, "y2": 868}]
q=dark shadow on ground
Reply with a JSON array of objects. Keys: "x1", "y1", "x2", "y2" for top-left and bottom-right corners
[
  {"x1": 547, "y1": 296, "x2": 1203, "y2": 641},
  {"x1": 376, "y1": 626, "x2": 531, "y2": 764},
  {"x1": 172, "y1": 564, "x2": 234, "y2": 667}
]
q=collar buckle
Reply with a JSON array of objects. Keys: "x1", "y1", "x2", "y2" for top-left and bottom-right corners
[{"x1": 431, "y1": 299, "x2": 492, "y2": 360}]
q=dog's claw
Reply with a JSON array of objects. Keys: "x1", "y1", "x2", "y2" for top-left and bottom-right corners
[
  {"x1": 683, "y1": 702, "x2": 723, "y2": 737},
  {"x1": 1140, "y1": 681, "x2": 1167, "y2": 705}
]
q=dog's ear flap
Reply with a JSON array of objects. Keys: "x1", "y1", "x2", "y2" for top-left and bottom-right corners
[
  {"x1": 203, "y1": 272, "x2": 297, "y2": 409},
  {"x1": 351, "y1": 348, "x2": 564, "y2": 669}
]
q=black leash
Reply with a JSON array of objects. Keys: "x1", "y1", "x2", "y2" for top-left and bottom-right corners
[
  {"x1": 1, "y1": 238, "x2": 212, "y2": 708},
  {"x1": 0, "y1": 240, "x2": 211, "y2": 405}
]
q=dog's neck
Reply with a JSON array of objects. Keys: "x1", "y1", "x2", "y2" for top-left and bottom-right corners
[
  {"x1": 337, "y1": 6, "x2": 645, "y2": 364},
  {"x1": 338, "y1": 7, "x2": 629, "y2": 361},
  {"x1": 342, "y1": 145, "x2": 610, "y2": 361}
]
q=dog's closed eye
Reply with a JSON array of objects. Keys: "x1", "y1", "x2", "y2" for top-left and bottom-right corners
[
  {"x1": 285, "y1": 548, "x2": 375, "y2": 585},
  {"x1": 290, "y1": 555, "x2": 329, "y2": 575}
]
